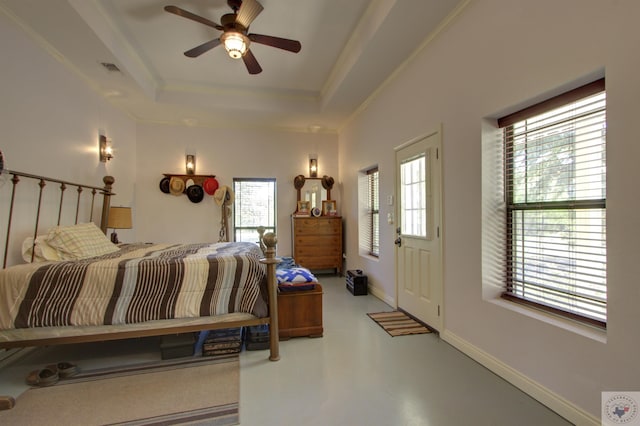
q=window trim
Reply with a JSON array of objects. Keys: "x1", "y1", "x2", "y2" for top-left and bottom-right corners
[{"x1": 498, "y1": 79, "x2": 607, "y2": 329}]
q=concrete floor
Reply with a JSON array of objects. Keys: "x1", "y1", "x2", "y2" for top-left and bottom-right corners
[
  {"x1": 0, "y1": 274, "x2": 572, "y2": 425},
  {"x1": 239, "y1": 275, "x2": 572, "y2": 426}
]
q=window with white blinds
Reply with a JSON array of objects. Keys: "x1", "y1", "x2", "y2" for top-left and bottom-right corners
[
  {"x1": 367, "y1": 168, "x2": 379, "y2": 257},
  {"x1": 233, "y1": 178, "x2": 276, "y2": 243},
  {"x1": 359, "y1": 167, "x2": 379, "y2": 257},
  {"x1": 498, "y1": 79, "x2": 607, "y2": 328}
]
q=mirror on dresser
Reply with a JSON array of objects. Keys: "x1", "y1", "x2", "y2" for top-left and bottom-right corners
[
  {"x1": 293, "y1": 174, "x2": 334, "y2": 213},
  {"x1": 292, "y1": 174, "x2": 342, "y2": 275}
]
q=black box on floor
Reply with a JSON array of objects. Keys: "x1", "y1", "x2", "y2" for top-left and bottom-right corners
[
  {"x1": 346, "y1": 269, "x2": 368, "y2": 295},
  {"x1": 160, "y1": 333, "x2": 196, "y2": 359}
]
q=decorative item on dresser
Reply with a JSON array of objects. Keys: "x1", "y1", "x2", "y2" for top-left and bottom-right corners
[{"x1": 292, "y1": 216, "x2": 342, "y2": 275}]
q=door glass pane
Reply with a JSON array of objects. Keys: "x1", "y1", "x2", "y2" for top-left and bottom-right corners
[{"x1": 401, "y1": 154, "x2": 426, "y2": 237}]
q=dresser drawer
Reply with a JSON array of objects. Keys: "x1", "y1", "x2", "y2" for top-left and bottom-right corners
[
  {"x1": 293, "y1": 217, "x2": 341, "y2": 235},
  {"x1": 294, "y1": 235, "x2": 341, "y2": 248},
  {"x1": 294, "y1": 242, "x2": 342, "y2": 256},
  {"x1": 296, "y1": 255, "x2": 341, "y2": 270}
]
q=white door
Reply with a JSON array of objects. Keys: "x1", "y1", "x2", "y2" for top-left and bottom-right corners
[{"x1": 395, "y1": 130, "x2": 443, "y2": 331}]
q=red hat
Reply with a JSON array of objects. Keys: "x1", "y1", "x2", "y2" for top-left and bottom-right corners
[{"x1": 203, "y1": 177, "x2": 219, "y2": 195}]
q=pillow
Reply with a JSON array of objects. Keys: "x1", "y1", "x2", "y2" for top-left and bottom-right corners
[
  {"x1": 276, "y1": 267, "x2": 317, "y2": 284},
  {"x1": 21, "y1": 236, "x2": 62, "y2": 263},
  {"x1": 46, "y1": 222, "x2": 119, "y2": 260}
]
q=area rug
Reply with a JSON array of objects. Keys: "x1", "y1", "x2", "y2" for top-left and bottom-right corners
[
  {"x1": 368, "y1": 311, "x2": 432, "y2": 337},
  {"x1": 0, "y1": 355, "x2": 239, "y2": 425}
]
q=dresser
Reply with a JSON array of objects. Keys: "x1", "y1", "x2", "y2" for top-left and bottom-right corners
[{"x1": 292, "y1": 216, "x2": 343, "y2": 275}]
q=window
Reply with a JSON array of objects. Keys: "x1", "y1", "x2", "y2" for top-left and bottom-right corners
[
  {"x1": 498, "y1": 79, "x2": 607, "y2": 328},
  {"x1": 359, "y1": 167, "x2": 379, "y2": 257},
  {"x1": 233, "y1": 178, "x2": 276, "y2": 243}
]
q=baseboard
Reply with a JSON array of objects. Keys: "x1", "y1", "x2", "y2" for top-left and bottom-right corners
[
  {"x1": 441, "y1": 330, "x2": 600, "y2": 426},
  {"x1": 368, "y1": 285, "x2": 394, "y2": 307}
]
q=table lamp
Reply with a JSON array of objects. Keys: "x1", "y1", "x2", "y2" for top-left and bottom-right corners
[{"x1": 107, "y1": 206, "x2": 132, "y2": 244}]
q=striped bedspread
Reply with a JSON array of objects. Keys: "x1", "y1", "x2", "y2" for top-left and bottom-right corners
[{"x1": 0, "y1": 242, "x2": 267, "y2": 330}]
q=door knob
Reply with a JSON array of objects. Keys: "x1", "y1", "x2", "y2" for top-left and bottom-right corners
[{"x1": 394, "y1": 237, "x2": 401, "y2": 247}]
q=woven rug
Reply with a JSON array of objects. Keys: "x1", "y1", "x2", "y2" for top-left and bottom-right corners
[
  {"x1": 368, "y1": 311, "x2": 432, "y2": 336},
  {"x1": 0, "y1": 355, "x2": 239, "y2": 425}
]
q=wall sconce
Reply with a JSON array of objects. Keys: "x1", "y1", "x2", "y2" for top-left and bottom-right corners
[
  {"x1": 99, "y1": 135, "x2": 113, "y2": 162},
  {"x1": 309, "y1": 156, "x2": 318, "y2": 178},
  {"x1": 106, "y1": 206, "x2": 132, "y2": 244},
  {"x1": 186, "y1": 154, "x2": 196, "y2": 175}
]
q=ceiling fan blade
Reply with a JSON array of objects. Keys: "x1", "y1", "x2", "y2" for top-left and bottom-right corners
[
  {"x1": 248, "y1": 34, "x2": 301, "y2": 53},
  {"x1": 164, "y1": 5, "x2": 223, "y2": 30},
  {"x1": 242, "y1": 49, "x2": 262, "y2": 74},
  {"x1": 184, "y1": 38, "x2": 222, "y2": 58},
  {"x1": 236, "y1": 0, "x2": 264, "y2": 29}
]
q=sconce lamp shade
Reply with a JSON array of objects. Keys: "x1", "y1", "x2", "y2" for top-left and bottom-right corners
[
  {"x1": 186, "y1": 154, "x2": 196, "y2": 175},
  {"x1": 309, "y1": 158, "x2": 318, "y2": 178},
  {"x1": 99, "y1": 135, "x2": 113, "y2": 162},
  {"x1": 107, "y1": 206, "x2": 132, "y2": 244}
]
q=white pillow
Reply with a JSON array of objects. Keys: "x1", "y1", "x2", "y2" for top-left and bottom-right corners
[
  {"x1": 21, "y1": 236, "x2": 62, "y2": 263},
  {"x1": 46, "y1": 222, "x2": 119, "y2": 260}
]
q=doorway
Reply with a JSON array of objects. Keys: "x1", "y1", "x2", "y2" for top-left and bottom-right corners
[{"x1": 395, "y1": 129, "x2": 443, "y2": 331}]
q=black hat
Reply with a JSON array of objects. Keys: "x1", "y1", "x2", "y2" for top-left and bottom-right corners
[{"x1": 187, "y1": 184, "x2": 204, "y2": 203}]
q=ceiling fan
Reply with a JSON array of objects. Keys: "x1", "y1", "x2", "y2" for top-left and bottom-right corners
[{"x1": 164, "y1": 0, "x2": 302, "y2": 75}]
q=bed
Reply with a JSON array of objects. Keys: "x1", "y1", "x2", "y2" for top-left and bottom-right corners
[{"x1": 0, "y1": 171, "x2": 280, "y2": 361}]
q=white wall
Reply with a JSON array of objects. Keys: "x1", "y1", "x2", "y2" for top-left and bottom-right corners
[
  {"x1": 339, "y1": 0, "x2": 640, "y2": 422},
  {"x1": 135, "y1": 124, "x2": 338, "y2": 256},
  {"x1": 0, "y1": 10, "x2": 137, "y2": 265},
  {"x1": 0, "y1": 9, "x2": 339, "y2": 262}
]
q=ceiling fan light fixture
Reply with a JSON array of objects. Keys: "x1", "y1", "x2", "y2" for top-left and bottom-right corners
[{"x1": 221, "y1": 31, "x2": 249, "y2": 59}]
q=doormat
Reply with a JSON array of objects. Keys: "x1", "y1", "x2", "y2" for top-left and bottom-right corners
[
  {"x1": 0, "y1": 355, "x2": 239, "y2": 425},
  {"x1": 367, "y1": 311, "x2": 432, "y2": 337}
]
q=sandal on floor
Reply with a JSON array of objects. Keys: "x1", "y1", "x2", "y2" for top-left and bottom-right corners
[
  {"x1": 0, "y1": 396, "x2": 15, "y2": 411},
  {"x1": 25, "y1": 367, "x2": 59, "y2": 387},
  {"x1": 55, "y1": 362, "x2": 78, "y2": 378}
]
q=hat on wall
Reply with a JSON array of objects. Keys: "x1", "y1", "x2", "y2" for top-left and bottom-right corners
[
  {"x1": 294, "y1": 174, "x2": 305, "y2": 190},
  {"x1": 186, "y1": 184, "x2": 204, "y2": 203},
  {"x1": 203, "y1": 177, "x2": 219, "y2": 195},
  {"x1": 213, "y1": 185, "x2": 235, "y2": 206},
  {"x1": 169, "y1": 177, "x2": 185, "y2": 195},
  {"x1": 159, "y1": 177, "x2": 170, "y2": 194},
  {"x1": 321, "y1": 175, "x2": 335, "y2": 190}
]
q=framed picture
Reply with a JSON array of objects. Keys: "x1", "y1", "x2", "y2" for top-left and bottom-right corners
[
  {"x1": 322, "y1": 200, "x2": 337, "y2": 216},
  {"x1": 297, "y1": 200, "x2": 311, "y2": 215}
]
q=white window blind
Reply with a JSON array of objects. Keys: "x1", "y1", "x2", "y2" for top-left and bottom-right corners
[
  {"x1": 359, "y1": 167, "x2": 379, "y2": 257},
  {"x1": 233, "y1": 178, "x2": 276, "y2": 243},
  {"x1": 367, "y1": 168, "x2": 379, "y2": 257},
  {"x1": 499, "y1": 79, "x2": 607, "y2": 327}
]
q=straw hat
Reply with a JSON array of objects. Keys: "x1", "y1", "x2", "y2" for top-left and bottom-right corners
[
  {"x1": 169, "y1": 177, "x2": 185, "y2": 195},
  {"x1": 213, "y1": 185, "x2": 235, "y2": 206}
]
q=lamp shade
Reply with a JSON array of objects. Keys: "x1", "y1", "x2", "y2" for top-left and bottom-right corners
[{"x1": 107, "y1": 207, "x2": 132, "y2": 229}]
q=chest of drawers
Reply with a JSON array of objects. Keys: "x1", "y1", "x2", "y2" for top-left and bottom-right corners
[{"x1": 292, "y1": 216, "x2": 342, "y2": 275}]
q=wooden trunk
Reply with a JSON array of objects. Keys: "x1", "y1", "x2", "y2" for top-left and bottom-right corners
[{"x1": 277, "y1": 283, "x2": 323, "y2": 340}]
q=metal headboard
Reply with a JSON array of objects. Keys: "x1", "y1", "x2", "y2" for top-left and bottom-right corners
[{"x1": 1, "y1": 171, "x2": 114, "y2": 268}]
